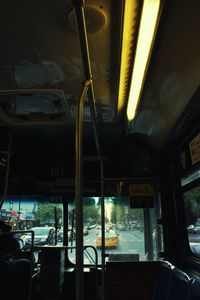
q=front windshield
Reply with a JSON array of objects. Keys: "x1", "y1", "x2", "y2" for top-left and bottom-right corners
[
  {"x1": 0, "y1": 195, "x2": 163, "y2": 265},
  {"x1": 67, "y1": 196, "x2": 163, "y2": 264}
]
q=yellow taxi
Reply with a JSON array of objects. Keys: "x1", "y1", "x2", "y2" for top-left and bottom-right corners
[{"x1": 96, "y1": 229, "x2": 119, "y2": 249}]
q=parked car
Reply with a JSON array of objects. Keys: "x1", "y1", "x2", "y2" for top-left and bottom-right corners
[
  {"x1": 116, "y1": 223, "x2": 126, "y2": 231},
  {"x1": 68, "y1": 227, "x2": 88, "y2": 239},
  {"x1": 96, "y1": 229, "x2": 119, "y2": 249},
  {"x1": 57, "y1": 226, "x2": 76, "y2": 242},
  {"x1": 21, "y1": 226, "x2": 55, "y2": 248},
  {"x1": 58, "y1": 226, "x2": 88, "y2": 242}
]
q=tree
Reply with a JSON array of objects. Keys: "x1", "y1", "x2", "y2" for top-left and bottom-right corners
[
  {"x1": 34, "y1": 203, "x2": 62, "y2": 225},
  {"x1": 84, "y1": 197, "x2": 96, "y2": 206},
  {"x1": 110, "y1": 202, "x2": 126, "y2": 223},
  {"x1": 184, "y1": 186, "x2": 200, "y2": 225},
  {"x1": 83, "y1": 205, "x2": 99, "y2": 224}
]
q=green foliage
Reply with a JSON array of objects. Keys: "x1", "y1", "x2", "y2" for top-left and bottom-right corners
[
  {"x1": 184, "y1": 186, "x2": 200, "y2": 225},
  {"x1": 83, "y1": 197, "x2": 96, "y2": 206},
  {"x1": 109, "y1": 197, "x2": 143, "y2": 224},
  {"x1": 34, "y1": 203, "x2": 62, "y2": 225},
  {"x1": 111, "y1": 203, "x2": 126, "y2": 223},
  {"x1": 69, "y1": 196, "x2": 144, "y2": 226},
  {"x1": 83, "y1": 205, "x2": 99, "y2": 223}
]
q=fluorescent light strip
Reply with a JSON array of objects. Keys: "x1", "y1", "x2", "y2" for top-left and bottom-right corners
[
  {"x1": 118, "y1": 1, "x2": 137, "y2": 112},
  {"x1": 127, "y1": 0, "x2": 160, "y2": 121}
]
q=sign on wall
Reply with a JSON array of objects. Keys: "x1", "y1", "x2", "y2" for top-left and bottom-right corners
[{"x1": 189, "y1": 132, "x2": 200, "y2": 165}]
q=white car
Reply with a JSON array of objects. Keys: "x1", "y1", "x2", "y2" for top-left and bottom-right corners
[{"x1": 22, "y1": 226, "x2": 55, "y2": 248}]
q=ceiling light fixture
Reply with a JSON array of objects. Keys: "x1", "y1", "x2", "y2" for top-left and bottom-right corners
[
  {"x1": 127, "y1": 0, "x2": 160, "y2": 121},
  {"x1": 117, "y1": 0, "x2": 138, "y2": 113}
]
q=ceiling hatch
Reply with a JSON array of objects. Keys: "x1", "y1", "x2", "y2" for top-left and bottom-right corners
[{"x1": 0, "y1": 89, "x2": 72, "y2": 126}]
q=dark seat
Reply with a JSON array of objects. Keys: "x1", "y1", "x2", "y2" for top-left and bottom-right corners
[
  {"x1": 0, "y1": 232, "x2": 20, "y2": 258},
  {"x1": 188, "y1": 278, "x2": 200, "y2": 300},
  {"x1": 0, "y1": 259, "x2": 15, "y2": 300},
  {"x1": 168, "y1": 267, "x2": 191, "y2": 300},
  {"x1": 106, "y1": 261, "x2": 160, "y2": 300},
  {"x1": 12, "y1": 249, "x2": 36, "y2": 265},
  {"x1": 152, "y1": 260, "x2": 174, "y2": 300},
  {"x1": 0, "y1": 258, "x2": 32, "y2": 300}
]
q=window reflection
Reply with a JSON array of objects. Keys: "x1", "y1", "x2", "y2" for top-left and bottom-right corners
[{"x1": 184, "y1": 186, "x2": 200, "y2": 255}]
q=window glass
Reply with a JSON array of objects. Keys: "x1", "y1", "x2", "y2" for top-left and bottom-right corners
[
  {"x1": 183, "y1": 186, "x2": 200, "y2": 255},
  {"x1": 0, "y1": 195, "x2": 163, "y2": 264},
  {"x1": 68, "y1": 196, "x2": 163, "y2": 264},
  {"x1": 0, "y1": 197, "x2": 63, "y2": 261}
]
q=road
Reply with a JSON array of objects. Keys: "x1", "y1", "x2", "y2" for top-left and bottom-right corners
[{"x1": 67, "y1": 227, "x2": 145, "y2": 264}]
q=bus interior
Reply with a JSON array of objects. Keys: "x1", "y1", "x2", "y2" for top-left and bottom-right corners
[{"x1": 0, "y1": 0, "x2": 200, "y2": 300}]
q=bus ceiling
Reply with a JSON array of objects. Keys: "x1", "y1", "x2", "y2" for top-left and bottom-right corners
[{"x1": 0, "y1": 1, "x2": 198, "y2": 175}]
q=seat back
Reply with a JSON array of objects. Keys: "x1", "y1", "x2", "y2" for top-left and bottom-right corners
[
  {"x1": 168, "y1": 267, "x2": 191, "y2": 300},
  {"x1": 0, "y1": 258, "x2": 32, "y2": 300},
  {"x1": 106, "y1": 261, "x2": 160, "y2": 300},
  {"x1": 188, "y1": 278, "x2": 200, "y2": 300},
  {"x1": 152, "y1": 260, "x2": 174, "y2": 300}
]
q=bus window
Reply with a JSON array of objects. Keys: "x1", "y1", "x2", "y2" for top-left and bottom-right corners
[
  {"x1": 68, "y1": 196, "x2": 163, "y2": 265},
  {"x1": 0, "y1": 197, "x2": 63, "y2": 261},
  {"x1": 183, "y1": 185, "x2": 200, "y2": 256}
]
